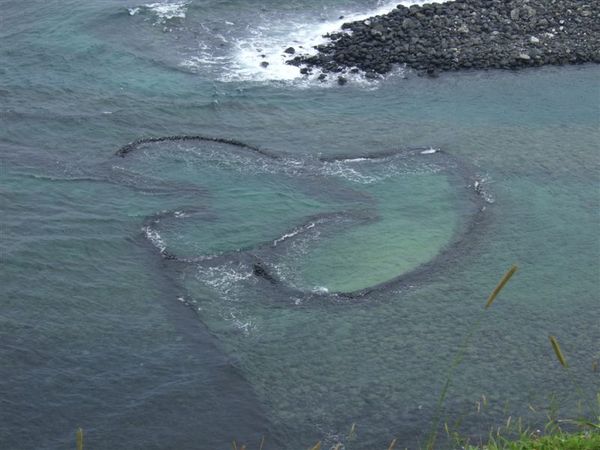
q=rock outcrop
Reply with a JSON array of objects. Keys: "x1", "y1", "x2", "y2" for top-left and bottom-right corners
[{"x1": 288, "y1": 0, "x2": 599, "y2": 77}]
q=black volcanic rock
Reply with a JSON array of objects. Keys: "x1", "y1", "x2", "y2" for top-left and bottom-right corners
[
  {"x1": 288, "y1": 0, "x2": 600, "y2": 77},
  {"x1": 253, "y1": 263, "x2": 278, "y2": 284}
]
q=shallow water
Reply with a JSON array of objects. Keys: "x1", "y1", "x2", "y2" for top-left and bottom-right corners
[{"x1": 1, "y1": 1, "x2": 599, "y2": 449}]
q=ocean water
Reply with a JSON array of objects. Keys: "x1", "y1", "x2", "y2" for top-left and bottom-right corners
[{"x1": 1, "y1": 1, "x2": 599, "y2": 449}]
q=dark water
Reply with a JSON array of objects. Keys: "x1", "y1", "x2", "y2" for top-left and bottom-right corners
[{"x1": 1, "y1": 1, "x2": 599, "y2": 449}]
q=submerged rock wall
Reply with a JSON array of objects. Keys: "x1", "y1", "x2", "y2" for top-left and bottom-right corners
[
  {"x1": 116, "y1": 137, "x2": 490, "y2": 300},
  {"x1": 289, "y1": 0, "x2": 599, "y2": 78}
]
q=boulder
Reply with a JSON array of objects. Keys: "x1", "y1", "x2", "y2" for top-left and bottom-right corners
[
  {"x1": 285, "y1": 0, "x2": 600, "y2": 77},
  {"x1": 253, "y1": 263, "x2": 277, "y2": 284}
]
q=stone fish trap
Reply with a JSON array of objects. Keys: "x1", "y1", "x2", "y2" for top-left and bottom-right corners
[{"x1": 115, "y1": 135, "x2": 491, "y2": 300}]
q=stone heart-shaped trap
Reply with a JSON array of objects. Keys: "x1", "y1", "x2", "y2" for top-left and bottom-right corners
[{"x1": 114, "y1": 136, "x2": 490, "y2": 300}]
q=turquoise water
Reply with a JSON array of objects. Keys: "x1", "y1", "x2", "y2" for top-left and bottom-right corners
[{"x1": 1, "y1": 1, "x2": 599, "y2": 449}]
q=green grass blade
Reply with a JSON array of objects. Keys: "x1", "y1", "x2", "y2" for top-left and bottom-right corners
[{"x1": 485, "y1": 265, "x2": 518, "y2": 309}]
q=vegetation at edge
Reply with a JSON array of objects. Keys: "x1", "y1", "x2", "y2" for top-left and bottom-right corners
[{"x1": 464, "y1": 431, "x2": 600, "y2": 450}]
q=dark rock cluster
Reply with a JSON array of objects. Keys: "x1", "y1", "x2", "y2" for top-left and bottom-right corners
[{"x1": 288, "y1": 0, "x2": 599, "y2": 79}]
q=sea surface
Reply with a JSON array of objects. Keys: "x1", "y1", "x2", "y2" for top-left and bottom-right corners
[{"x1": 1, "y1": 1, "x2": 599, "y2": 449}]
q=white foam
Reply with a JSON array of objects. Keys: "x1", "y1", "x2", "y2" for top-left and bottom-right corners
[
  {"x1": 321, "y1": 161, "x2": 379, "y2": 184},
  {"x1": 229, "y1": 311, "x2": 255, "y2": 333},
  {"x1": 340, "y1": 157, "x2": 370, "y2": 163},
  {"x1": 473, "y1": 176, "x2": 495, "y2": 204},
  {"x1": 197, "y1": 263, "x2": 252, "y2": 293},
  {"x1": 131, "y1": 2, "x2": 188, "y2": 23},
  {"x1": 219, "y1": 0, "x2": 446, "y2": 83},
  {"x1": 143, "y1": 226, "x2": 167, "y2": 253},
  {"x1": 148, "y1": 2, "x2": 187, "y2": 20},
  {"x1": 312, "y1": 286, "x2": 330, "y2": 294},
  {"x1": 274, "y1": 229, "x2": 301, "y2": 246},
  {"x1": 193, "y1": 264, "x2": 257, "y2": 335},
  {"x1": 273, "y1": 222, "x2": 315, "y2": 246}
]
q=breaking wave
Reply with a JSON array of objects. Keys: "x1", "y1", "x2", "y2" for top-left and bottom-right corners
[
  {"x1": 128, "y1": 1, "x2": 188, "y2": 23},
  {"x1": 125, "y1": 0, "x2": 446, "y2": 85}
]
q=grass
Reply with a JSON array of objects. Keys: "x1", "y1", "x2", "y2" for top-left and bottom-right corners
[
  {"x1": 425, "y1": 265, "x2": 519, "y2": 450},
  {"x1": 444, "y1": 399, "x2": 600, "y2": 450},
  {"x1": 76, "y1": 427, "x2": 83, "y2": 450},
  {"x1": 464, "y1": 431, "x2": 600, "y2": 450},
  {"x1": 231, "y1": 425, "x2": 600, "y2": 450}
]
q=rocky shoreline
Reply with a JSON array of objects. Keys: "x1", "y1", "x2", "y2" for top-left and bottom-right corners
[{"x1": 287, "y1": 0, "x2": 599, "y2": 81}]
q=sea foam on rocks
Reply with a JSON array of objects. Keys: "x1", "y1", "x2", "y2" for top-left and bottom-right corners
[{"x1": 288, "y1": 0, "x2": 600, "y2": 79}]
